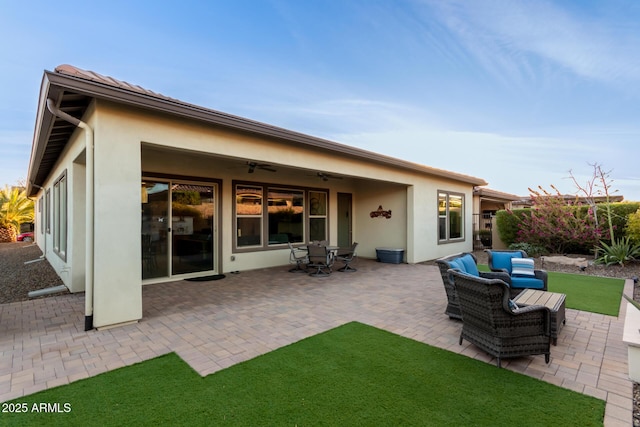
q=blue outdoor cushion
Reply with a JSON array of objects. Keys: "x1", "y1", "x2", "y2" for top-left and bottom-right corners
[
  {"x1": 510, "y1": 276, "x2": 545, "y2": 290},
  {"x1": 447, "y1": 259, "x2": 463, "y2": 272},
  {"x1": 458, "y1": 254, "x2": 479, "y2": 277},
  {"x1": 491, "y1": 251, "x2": 523, "y2": 273}
]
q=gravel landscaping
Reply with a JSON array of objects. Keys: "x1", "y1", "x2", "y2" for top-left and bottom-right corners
[{"x1": 0, "y1": 241, "x2": 65, "y2": 304}]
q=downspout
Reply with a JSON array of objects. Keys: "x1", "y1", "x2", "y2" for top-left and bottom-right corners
[{"x1": 46, "y1": 98, "x2": 94, "y2": 331}]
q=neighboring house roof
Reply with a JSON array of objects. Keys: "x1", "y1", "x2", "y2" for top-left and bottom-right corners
[
  {"x1": 513, "y1": 194, "x2": 625, "y2": 208},
  {"x1": 473, "y1": 187, "x2": 521, "y2": 202},
  {"x1": 27, "y1": 64, "x2": 487, "y2": 196}
]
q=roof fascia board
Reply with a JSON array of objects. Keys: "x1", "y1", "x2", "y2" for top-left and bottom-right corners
[
  {"x1": 27, "y1": 74, "x2": 57, "y2": 196},
  {"x1": 43, "y1": 70, "x2": 487, "y2": 186}
]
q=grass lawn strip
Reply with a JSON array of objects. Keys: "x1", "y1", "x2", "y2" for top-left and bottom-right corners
[
  {"x1": 546, "y1": 271, "x2": 623, "y2": 316},
  {"x1": 4, "y1": 322, "x2": 604, "y2": 426},
  {"x1": 478, "y1": 265, "x2": 624, "y2": 316}
]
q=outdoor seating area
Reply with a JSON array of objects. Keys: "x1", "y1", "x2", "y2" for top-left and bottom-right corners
[
  {"x1": 0, "y1": 258, "x2": 633, "y2": 425},
  {"x1": 287, "y1": 242, "x2": 358, "y2": 276},
  {"x1": 437, "y1": 251, "x2": 567, "y2": 359}
]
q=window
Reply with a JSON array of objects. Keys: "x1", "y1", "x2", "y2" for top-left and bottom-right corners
[
  {"x1": 45, "y1": 189, "x2": 51, "y2": 234},
  {"x1": 438, "y1": 191, "x2": 464, "y2": 242},
  {"x1": 236, "y1": 185, "x2": 263, "y2": 247},
  {"x1": 53, "y1": 172, "x2": 68, "y2": 259},
  {"x1": 268, "y1": 188, "x2": 304, "y2": 244},
  {"x1": 309, "y1": 191, "x2": 327, "y2": 242},
  {"x1": 38, "y1": 197, "x2": 43, "y2": 235},
  {"x1": 234, "y1": 182, "x2": 327, "y2": 250}
]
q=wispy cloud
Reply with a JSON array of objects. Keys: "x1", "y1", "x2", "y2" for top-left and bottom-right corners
[
  {"x1": 253, "y1": 94, "x2": 638, "y2": 197},
  {"x1": 420, "y1": 0, "x2": 640, "y2": 87}
]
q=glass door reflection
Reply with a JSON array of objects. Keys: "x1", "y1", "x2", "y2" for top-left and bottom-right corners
[
  {"x1": 141, "y1": 181, "x2": 169, "y2": 279},
  {"x1": 171, "y1": 184, "x2": 215, "y2": 275}
]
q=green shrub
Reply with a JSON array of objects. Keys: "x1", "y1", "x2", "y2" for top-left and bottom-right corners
[
  {"x1": 508, "y1": 242, "x2": 548, "y2": 257},
  {"x1": 495, "y1": 210, "x2": 528, "y2": 246},
  {"x1": 626, "y1": 208, "x2": 640, "y2": 244},
  {"x1": 613, "y1": 202, "x2": 640, "y2": 238},
  {"x1": 585, "y1": 202, "x2": 640, "y2": 242}
]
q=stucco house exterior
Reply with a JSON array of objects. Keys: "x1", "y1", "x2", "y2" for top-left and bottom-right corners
[{"x1": 27, "y1": 65, "x2": 487, "y2": 330}]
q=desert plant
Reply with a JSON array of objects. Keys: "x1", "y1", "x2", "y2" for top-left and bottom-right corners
[
  {"x1": 0, "y1": 186, "x2": 34, "y2": 242},
  {"x1": 594, "y1": 236, "x2": 640, "y2": 267}
]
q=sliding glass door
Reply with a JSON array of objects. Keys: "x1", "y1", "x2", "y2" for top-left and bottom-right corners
[
  {"x1": 142, "y1": 181, "x2": 169, "y2": 280},
  {"x1": 142, "y1": 179, "x2": 217, "y2": 280},
  {"x1": 171, "y1": 184, "x2": 215, "y2": 275}
]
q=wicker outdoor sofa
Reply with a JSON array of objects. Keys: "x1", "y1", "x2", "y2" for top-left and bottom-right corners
[
  {"x1": 435, "y1": 252, "x2": 514, "y2": 320},
  {"x1": 448, "y1": 269, "x2": 551, "y2": 367}
]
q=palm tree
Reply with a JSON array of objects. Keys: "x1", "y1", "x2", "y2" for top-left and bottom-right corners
[{"x1": 0, "y1": 186, "x2": 34, "y2": 243}]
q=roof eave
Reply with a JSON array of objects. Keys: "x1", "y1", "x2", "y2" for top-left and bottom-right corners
[
  {"x1": 26, "y1": 74, "x2": 56, "y2": 197},
  {"x1": 28, "y1": 69, "x2": 487, "y2": 193}
]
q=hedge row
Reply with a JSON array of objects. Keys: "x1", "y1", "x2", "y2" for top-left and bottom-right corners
[{"x1": 496, "y1": 202, "x2": 640, "y2": 253}]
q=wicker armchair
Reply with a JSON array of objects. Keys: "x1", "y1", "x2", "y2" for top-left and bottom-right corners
[
  {"x1": 448, "y1": 269, "x2": 551, "y2": 368},
  {"x1": 485, "y1": 249, "x2": 548, "y2": 296},
  {"x1": 435, "y1": 253, "x2": 512, "y2": 320}
]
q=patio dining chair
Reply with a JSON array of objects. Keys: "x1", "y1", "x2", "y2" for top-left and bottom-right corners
[
  {"x1": 336, "y1": 242, "x2": 358, "y2": 272},
  {"x1": 307, "y1": 244, "x2": 334, "y2": 277},
  {"x1": 288, "y1": 242, "x2": 308, "y2": 273}
]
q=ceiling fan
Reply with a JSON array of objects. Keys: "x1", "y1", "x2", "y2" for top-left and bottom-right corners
[
  {"x1": 316, "y1": 172, "x2": 342, "y2": 181},
  {"x1": 246, "y1": 161, "x2": 276, "y2": 173}
]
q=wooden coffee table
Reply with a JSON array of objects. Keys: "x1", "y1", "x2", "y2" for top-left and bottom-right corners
[{"x1": 513, "y1": 289, "x2": 566, "y2": 345}]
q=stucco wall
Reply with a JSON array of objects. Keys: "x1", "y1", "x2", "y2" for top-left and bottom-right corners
[
  {"x1": 34, "y1": 110, "x2": 90, "y2": 293},
  {"x1": 407, "y1": 178, "x2": 475, "y2": 262},
  {"x1": 33, "y1": 98, "x2": 479, "y2": 328},
  {"x1": 353, "y1": 181, "x2": 407, "y2": 260},
  {"x1": 91, "y1": 104, "x2": 143, "y2": 327}
]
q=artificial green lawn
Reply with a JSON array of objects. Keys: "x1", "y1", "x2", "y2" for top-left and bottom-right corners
[
  {"x1": 478, "y1": 265, "x2": 624, "y2": 316},
  {"x1": 4, "y1": 322, "x2": 604, "y2": 426}
]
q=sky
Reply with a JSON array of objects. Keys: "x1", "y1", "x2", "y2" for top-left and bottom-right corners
[{"x1": 1, "y1": 0, "x2": 639, "y2": 200}]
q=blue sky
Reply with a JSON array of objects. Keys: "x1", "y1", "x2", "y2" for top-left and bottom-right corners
[{"x1": 2, "y1": 0, "x2": 639, "y2": 200}]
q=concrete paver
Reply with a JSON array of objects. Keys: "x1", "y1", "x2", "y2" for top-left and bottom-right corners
[{"x1": 0, "y1": 259, "x2": 633, "y2": 425}]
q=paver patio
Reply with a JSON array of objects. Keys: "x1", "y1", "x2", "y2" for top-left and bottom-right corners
[{"x1": 0, "y1": 259, "x2": 633, "y2": 426}]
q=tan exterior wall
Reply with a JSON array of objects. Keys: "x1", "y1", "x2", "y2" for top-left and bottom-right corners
[
  {"x1": 34, "y1": 106, "x2": 92, "y2": 294},
  {"x1": 34, "y1": 99, "x2": 479, "y2": 328},
  {"x1": 91, "y1": 102, "x2": 143, "y2": 327}
]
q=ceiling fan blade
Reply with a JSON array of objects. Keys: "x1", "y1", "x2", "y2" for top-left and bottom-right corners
[
  {"x1": 317, "y1": 172, "x2": 342, "y2": 180},
  {"x1": 246, "y1": 161, "x2": 276, "y2": 173}
]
